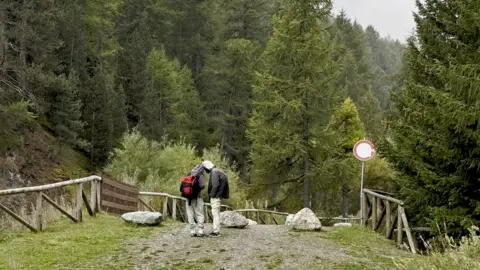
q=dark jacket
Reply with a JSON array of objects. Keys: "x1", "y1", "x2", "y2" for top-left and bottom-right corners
[{"x1": 208, "y1": 168, "x2": 229, "y2": 199}]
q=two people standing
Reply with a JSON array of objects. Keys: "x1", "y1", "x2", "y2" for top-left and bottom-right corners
[{"x1": 181, "y1": 160, "x2": 229, "y2": 237}]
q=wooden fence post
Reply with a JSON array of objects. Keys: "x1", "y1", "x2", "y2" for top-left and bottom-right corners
[
  {"x1": 397, "y1": 205, "x2": 403, "y2": 246},
  {"x1": 90, "y1": 180, "x2": 97, "y2": 215},
  {"x1": 76, "y1": 183, "x2": 83, "y2": 222},
  {"x1": 96, "y1": 179, "x2": 101, "y2": 212},
  {"x1": 35, "y1": 192, "x2": 43, "y2": 231},
  {"x1": 172, "y1": 198, "x2": 177, "y2": 220},
  {"x1": 362, "y1": 194, "x2": 368, "y2": 226},
  {"x1": 163, "y1": 197, "x2": 168, "y2": 218},
  {"x1": 372, "y1": 196, "x2": 377, "y2": 230},
  {"x1": 385, "y1": 201, "x2": 391, "y2": 238},
  {"x1": 399, "y1": 207, "x2": 416, "y2": 253}
]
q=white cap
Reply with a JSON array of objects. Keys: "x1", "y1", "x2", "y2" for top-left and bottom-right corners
[{"x1": 202, "y1": 160, "x2": 215, "y2": 170}]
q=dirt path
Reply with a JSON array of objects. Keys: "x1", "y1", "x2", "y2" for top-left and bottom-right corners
[{"x1": 125, "y1": 223, "x2": 365, "y2": 270}]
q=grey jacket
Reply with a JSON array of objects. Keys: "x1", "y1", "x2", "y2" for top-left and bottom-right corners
[
  {"x1": 208, "y1": 168, "x2": 229, "y2": 199},
  {"x1": 190, "y1": 164, "x2": 205, "y2": 198}
]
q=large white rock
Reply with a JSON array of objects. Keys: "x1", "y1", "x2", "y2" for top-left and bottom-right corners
[
  {"x1": 290, "y1": 208, "x2": 321, "y2": 231},
  {"x1": 121, "y1": 211, "x2": 163, "y2": 225},
  {"x1": 285, "y1": 214, "x2": 295, "y2": 228},
  {"x1": 220, "y1": 211, "x2": 249, "y2": 228},
  {"x1": 247, "y1": 219, "x2": 258, "y2": 226}
]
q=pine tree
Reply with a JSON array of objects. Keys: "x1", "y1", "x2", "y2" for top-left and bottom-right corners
[
  {"x1": 50, "y1": 73, "x2": 84, "y2": 147},
  {"x1": 140, "y1": 49, "x2": 205, "y2": 147},
  {"x1": 331, "y1": 12, "x2": 372, "y2": 104},
  {"x1": 326, "y1": 98, "x2": 365, "y2": 217},
  {"x1": 248, "y1": 0, "x2": 339, "y2": 208},
  {"x1": 202, "y1": 38, "x2": 261, "y2": 177},
  {"x1": 385, "y1": 0, "x2": 480, "y2": 236},
  {"x1": 358, "y1": 90, "x2": 384, "y2": 139}
]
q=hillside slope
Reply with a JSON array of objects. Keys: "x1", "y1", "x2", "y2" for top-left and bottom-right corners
[{"x1": 0, "y1": 124, "x2": 90, "y2": 216}]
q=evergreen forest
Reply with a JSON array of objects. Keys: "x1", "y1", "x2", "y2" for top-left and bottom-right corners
[{"x1": 1, "y1": 0, "x2": 478, "y2": 237}]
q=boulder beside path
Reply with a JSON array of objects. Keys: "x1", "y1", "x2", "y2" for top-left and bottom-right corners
[
  {"x1": 121, "y1": 211, "x2": 163, "y2": 226},
  {"x1": 288, "y1": 208, "x2": 321, "y2": 231},
  {"x1": 220, "y1": 211, "x2": 249, "y2": 228}
]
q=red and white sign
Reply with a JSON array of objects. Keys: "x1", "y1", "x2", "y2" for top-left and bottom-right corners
[{"x1": 353, "y1": 140, "x2": 375, "y2": 161}]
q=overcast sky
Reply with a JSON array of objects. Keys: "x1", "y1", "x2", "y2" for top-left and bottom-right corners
[{"x1": 332, "y1": 0, "x2": 417, "y2": 42}]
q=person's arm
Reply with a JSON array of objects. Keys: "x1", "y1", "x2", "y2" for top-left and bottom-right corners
[
  {"x1": 198, "y1": 174, "x2": 205, "y2": 189},
  {"x1": 209, "y1": 170, "x2": 220, "y2": 198}
]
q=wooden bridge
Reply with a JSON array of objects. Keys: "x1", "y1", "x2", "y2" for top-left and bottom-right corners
[{"x1": 0, "y1": 175, "x2": 419, "y2": 253}]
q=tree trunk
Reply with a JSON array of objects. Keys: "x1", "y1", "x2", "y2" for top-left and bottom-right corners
[
  {"x1": 342, "y1": 182, "x2": 349, "y2": 218},
  {"x1": 272, "y1": 184, "x2": 279, "y2": 202},
  {"x1": 303, "y1": 155, "x2": 310, "y2": 208},
  {"x1": 18, "y1": 0, "x2": 28, "y2": 90}
]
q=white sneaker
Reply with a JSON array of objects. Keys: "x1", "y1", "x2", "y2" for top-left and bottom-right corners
[
  {"x1": 190, "y1": 230, "x2": 196, "y2": 237},
  {"x1": 197, "y1": 229, "x2": 205, "y2": 237}
]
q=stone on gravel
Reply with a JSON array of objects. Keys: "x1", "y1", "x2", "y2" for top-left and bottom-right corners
[
  {"x1": 220, "y1": 211, "x2": 249, "y2": 228},
  {"x1": 285, "y1": 214, "x2": 294, "y2": 228},
  {"x1": 247, "y1": 219, "x2": 257, "y2": 226},
  {"x1": 121, "y1": 211, "x2": 163, "y2": 226},
  {"x1": 333, "y1": 222, "x2": 352, "y2": 228},
  {"x1": 290, "y1": 208, "x2": 321, "y2": 231}
]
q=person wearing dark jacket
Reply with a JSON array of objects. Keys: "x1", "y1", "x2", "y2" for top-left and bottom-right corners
[
  {"x1": 202, "y1": 160, "x2": 229, "y2": 237},
  {"x1": 181, "y1": 164, "x2": 206, "y2": 237}
]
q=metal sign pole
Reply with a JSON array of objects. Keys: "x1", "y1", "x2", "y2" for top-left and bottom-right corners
[{"x1": 360, "y1": 160, "x2": 365, "y2": 224}]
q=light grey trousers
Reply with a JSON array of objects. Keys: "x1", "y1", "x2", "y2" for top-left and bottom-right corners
[{"x1": 186, "y1": 197, "x2": 204, "y2": 232}]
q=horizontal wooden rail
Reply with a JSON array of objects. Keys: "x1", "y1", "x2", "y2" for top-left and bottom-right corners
[
  {"x1": 363, "y1": 188, "x2": 404, "y2": 205},
  {"x1": 0, "y1": 176, "x2": 101, "y2": 196},
  {"x1": 362, "y1": 188, "x2": 416, "y2": 254},
  {"x1": 0, "y1": 175, "x2": 102, "y2": 233},
  {"x1": 139, "y1": 191, "x2": 232, "y2": 210},
  {"x1": 234, "y1": 209, "x2": 291, "y2": 216}
]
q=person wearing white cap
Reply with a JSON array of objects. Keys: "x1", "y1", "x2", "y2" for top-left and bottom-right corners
[{"x1": 202, "y1": 160, "x2": 229, "y2": 237}]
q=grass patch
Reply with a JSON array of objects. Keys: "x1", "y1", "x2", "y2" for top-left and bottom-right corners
[
  {"x1": 318, "y1": 225, "x2": 414, "y2": 269},
  {"x1": 0, "y1": 214, "x2": 159, "y2": 269},
  {"x1": 393, "y1": 231, "x2": 480, "y2": 270}
]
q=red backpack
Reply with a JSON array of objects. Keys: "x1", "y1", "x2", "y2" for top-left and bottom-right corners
[{"x1": 180, "y1": 175, "x2": 197, "y2": 198}]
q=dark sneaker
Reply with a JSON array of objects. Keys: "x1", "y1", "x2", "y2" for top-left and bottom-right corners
[{"x1": 209, "y1": 232, "x2": 220, "y2": 237}]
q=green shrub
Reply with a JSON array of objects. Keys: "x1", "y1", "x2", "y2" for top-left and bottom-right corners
[
  {"x1": 104, "y1": 130, "x2": 244, "y2": 208},
  {"x1": 395, "y1": 229, "x2": 480, "y2": 269}
]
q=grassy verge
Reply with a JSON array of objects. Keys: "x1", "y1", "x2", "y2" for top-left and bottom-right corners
[
  {"x1": 0, "y1": 214, "x2": 161, "y2": 269},
  {"x1": 394, "y1": 232, "x2": 480, "y2": 270},
  {"x1": 314, "y1": 225, "x2": 415, "y2": 269}
]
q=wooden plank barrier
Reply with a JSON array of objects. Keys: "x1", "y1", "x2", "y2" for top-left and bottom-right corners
[
  {"x1": 100, "y1": 175, "x2": 139, "y2": 216},
  {"x1": 138, "y1": 191, "x2": 232, "y2": 222},
  {"x1": 0, "y1": 175, "x2": 101, "y2": 232},
  {"x1": 362, "y1": 188, "x2": 417, "y2": 253}
]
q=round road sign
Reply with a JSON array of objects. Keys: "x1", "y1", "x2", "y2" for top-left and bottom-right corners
[{"x1": 353, "y1": 140, "x2": 375, "y2": 161}]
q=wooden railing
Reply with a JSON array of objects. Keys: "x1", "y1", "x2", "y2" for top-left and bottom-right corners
[
  {"x1": 138, "y1": 192, "x2": 232, "y2": 223},
  {"x1": 362, "y1": 188, "x2": 417, "y2": 253},
  {"x1": 234, "y1": 209, "x2": 290, "y2": 224},
  {"x1": 0, "y1": 175, "x2": 102, "y2": 232}
]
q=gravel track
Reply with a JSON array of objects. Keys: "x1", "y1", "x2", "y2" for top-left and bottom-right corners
[{"x1": 127, "y1": 223, "x2": 359, "y2": 270}]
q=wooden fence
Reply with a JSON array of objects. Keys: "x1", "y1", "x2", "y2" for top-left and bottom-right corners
[
  {"x1": 362, "y1": 188, "x2": 417, "y2": 253},
  {"x1": 0, "y1": 175, "x2": 101, "y2": 232},
  {"x1": 138, "y1": 192, "x2": 232, "y2": 223},
  {"x1": 100, "y1": 175, "x2": 139, "y2": 216}
]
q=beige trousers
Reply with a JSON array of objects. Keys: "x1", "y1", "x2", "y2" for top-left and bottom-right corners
[{"x1": 210, "y1": 198, "x2": 221, "y2": 233}]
